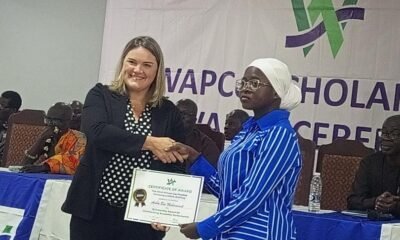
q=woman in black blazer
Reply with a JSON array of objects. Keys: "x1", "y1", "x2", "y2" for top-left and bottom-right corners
[{"x1": 62, "y1": 36, "x2": 185, "y2": 240}]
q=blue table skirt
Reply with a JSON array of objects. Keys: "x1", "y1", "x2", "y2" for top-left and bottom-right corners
[
  {"x1": 0, "y1": 171, "x2": 72, "y2": 240},
  {"x1": 294, "y1": 210, "x2": 400, "y2": 240}
]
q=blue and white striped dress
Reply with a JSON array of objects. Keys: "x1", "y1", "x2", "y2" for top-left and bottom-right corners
[{"x1": 191, "y1": 110, "x2": 301, "y2": 240}]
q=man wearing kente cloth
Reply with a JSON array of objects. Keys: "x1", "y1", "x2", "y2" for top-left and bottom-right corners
[{"x1": 21, "y1": 102, "x2": 86, "y2": 174}]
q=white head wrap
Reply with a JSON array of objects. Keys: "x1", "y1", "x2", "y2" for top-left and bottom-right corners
[{"x1": 248, "y1": 58, "x2": 301, "y2": 111}]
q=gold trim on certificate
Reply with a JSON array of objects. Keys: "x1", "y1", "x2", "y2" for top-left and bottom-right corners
[{"x1": 124, "y1": 169, "x2": 204, "y2": 227}]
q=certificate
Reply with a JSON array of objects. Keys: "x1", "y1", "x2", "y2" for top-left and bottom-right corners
[{"x1": 124, "y1": 169, "x2": 204, "y2": 227}]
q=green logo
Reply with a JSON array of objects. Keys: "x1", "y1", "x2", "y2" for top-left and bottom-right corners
[
  {"x1": 167, "y1": 178, "x2": 176, "y2": 186},
  {"x1": 2, "y1": 225, "x2": 13, "y2": 234},
  {"x1": 285, "y1": 0, "x2": 364, "y2": 58}
]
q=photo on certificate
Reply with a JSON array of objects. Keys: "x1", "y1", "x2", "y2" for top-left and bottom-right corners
[{"x1": 124, "y1": 169, "x2": 204, "y2": 227}]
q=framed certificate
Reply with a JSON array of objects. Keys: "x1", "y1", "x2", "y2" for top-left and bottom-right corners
[{"x1": 124, "y1": 169, "x2": 204, "y2": 227}]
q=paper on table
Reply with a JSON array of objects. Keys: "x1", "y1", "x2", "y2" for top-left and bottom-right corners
[{"x1": 341, "y1": 210, "x2": 368, "y2": 218}]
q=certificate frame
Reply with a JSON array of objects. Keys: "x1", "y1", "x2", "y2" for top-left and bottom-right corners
[{"x1": 124, "y1": 169, "x2": 204, "y2": 227}]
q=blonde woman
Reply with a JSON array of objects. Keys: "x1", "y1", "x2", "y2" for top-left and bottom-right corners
[{"x1": 62, "y1": 36, "x2": 185, "y2": 240}]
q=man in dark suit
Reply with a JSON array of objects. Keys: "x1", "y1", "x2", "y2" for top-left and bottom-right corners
[
  {"x1": 69, "y1": 100, "x2": 83, "y2": 131},
  {"x1": 0, "y1": 91, "x2": 22, "y2": 163},
  {"x1": 224, "y1": 109, "x2": 249, "y2": 141},
  {"x1": 347, "y1": 115, "x2": 400, "y2": 216},
  {"x1": 176, "y1": 99, "x2": 221, "y2": 170}
]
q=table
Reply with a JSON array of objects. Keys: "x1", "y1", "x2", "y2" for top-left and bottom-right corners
[
  {"x1": 1, "y1": 169, "x2": 400, "y2": 240},
  {"x1": 0, "y1": 168, "x2": 71, "y2": 240},
  {"x1": 33, "y1": 178, "x2": 72, "y2": 240},
  {"x1": 165, "y1": 204, "x2": 400, "y2": 240},
  {"x1": 294, "y1": 210, "x2": 400, "y2": 240}
]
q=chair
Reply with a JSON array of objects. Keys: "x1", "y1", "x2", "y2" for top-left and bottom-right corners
[
  {"x1": 196, "y1": 124, "x2": 225, "y2": 152},
  {"x1": 294, "y1": 135, "x2": 316, "y2": 206},
  {"x1": 316, "y1": 139, "x2": 374, "y2": 172},
  {"x1": 317, "y1": 139, "x2": 374, "y2": 211},
  {"x1": 2, "y1": 109, "x2": 47, "y2": 167}
]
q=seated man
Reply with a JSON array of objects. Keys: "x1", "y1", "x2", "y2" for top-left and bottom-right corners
[
  {"x1": 347, "y1": 115, "x2": 400, "y2": 217},
  {"x1": 21, "y1": 102, "x2": 86, "y2": 174},
  {"x1": 224, "y1": 109, "x2": 249, "y2": 141},
  {"x1": 176, "y1": 99, "x2": 221, "y2": 170},
  {"x1": 69, "y1": 100, "x2": 83, "y2": 131},
  {"x1": 0, "y1": 91, "x2": 22, "y2": 163}
]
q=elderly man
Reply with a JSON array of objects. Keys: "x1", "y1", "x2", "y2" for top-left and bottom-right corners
[
  {"x1": 0, "y1": 91, "x2": 22, "y2": 163},
  {"x1": 224, "y1": 109, "x2": 249, "y2": 141},
  {"x1": 21, "y1": 102, "x2": 86, "y2": 174},
  {"x1": 347, "y1": 115, "x2": 400, "y2": 217},
  {"x1": 176, "y1": 99, "x2": 221, "y2": 169}
]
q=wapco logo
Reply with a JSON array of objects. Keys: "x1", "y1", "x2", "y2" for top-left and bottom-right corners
[{"x1": 285, "y1": 0, "x2": 365, "y2": 58}]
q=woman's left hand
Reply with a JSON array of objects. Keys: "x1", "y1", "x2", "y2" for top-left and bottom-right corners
[
  {"x1": 151, "y1": 222, "x2": 170, "y2": 232},
  {"x1": 180, "y1": 222, "x2": 200, "y2": 239}
]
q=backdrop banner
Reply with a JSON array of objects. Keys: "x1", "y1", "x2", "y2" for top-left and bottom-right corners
[{"x1": 99, "y1": 0, "x2": 400, "y2": 149}]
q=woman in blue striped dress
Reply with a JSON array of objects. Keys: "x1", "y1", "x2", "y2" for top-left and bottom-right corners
[{"x1": 170, "y1": 58, "x2": 302, "y2": 240}]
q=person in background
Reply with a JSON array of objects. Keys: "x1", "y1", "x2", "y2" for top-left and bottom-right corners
[
  {"x1": 0, "y1": 91, "x2": 22, "y2": 163},
  {"x1": 169, "y1": 58, "x2": 302, "y2": 239},
  {"x1": 347, "y1": 115, "x2": 400, "y2": 217},
  {"x1": 70, "y1": 100, "x2": 83, "y2": 131},
  {"x1": 176, "y1": 98, "x2": 221, "y2": 169},
  {"x1": 224, "y1": 109, "x2": 249, "y2": 141},
  {"x1": 21, "y1": 102, "x2": 86, "y2": 174},
  {"x1": 62, "y1": 36, "x2": 185, "y2": 240}
]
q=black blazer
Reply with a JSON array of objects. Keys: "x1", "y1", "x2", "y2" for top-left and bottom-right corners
[
  {"x1": 62, "y1": 83, "x2": 185, "y2": 220},
  {"x1": 347, "y1": 151, "x2": 400, "y2": 216}
]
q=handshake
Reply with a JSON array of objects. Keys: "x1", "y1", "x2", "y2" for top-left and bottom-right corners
[{"x1": 143, "y1": 136, "x2": 200, "y2": 164}]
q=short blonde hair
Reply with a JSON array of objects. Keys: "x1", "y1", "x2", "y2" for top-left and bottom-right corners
[{"x1": 109, "y1": 36, "x2": 166, "y2": 107}]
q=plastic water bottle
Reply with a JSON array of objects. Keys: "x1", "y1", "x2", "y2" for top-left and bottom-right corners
[{"x1": 308, "y1": 173, "x2": 322, "y2": 212}]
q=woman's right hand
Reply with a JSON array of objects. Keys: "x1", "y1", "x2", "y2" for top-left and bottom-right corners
[
  {"x1": 165, "y1": 142, "x2": 200, "y2": 164},
  {"x1": 143, "y1": 136, "x2": 185, "y2": 163}
]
